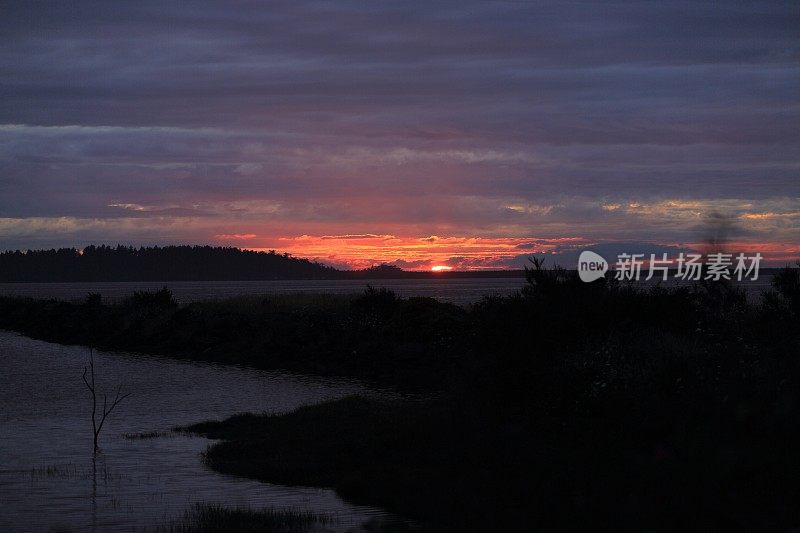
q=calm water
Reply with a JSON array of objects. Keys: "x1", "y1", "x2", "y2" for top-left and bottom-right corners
[
  {"x1": 0, "y1": 278, "x2": 526, "y2": 305},
  {"x1": 0, "y1": 276, "x2": 778, "y2": 531},
  {"x1": 0, "y1": 276, "x2": 775, "y2": 305},
  {"x1": 0, "y1": 331, "x2": 402, "y2": 532}
]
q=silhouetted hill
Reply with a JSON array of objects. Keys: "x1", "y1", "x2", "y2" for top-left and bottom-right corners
[
  {"x1": 0, "y1": 245, "x2": 340, "y2": 282},
  {"x1": 0, "y1": 245, "x2": 529, "y2": 282}
]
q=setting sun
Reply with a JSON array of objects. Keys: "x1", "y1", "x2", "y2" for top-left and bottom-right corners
[{"x1": 431, "y1": 265, "x2": 453, "y2": 272}]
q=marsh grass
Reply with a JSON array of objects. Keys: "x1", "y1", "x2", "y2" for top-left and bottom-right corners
[
  {"x1": 29, "y1": 464, "x2": 83, "y2": 481},
  {"x1": 3, "y1": 262, "x2": 800, "y2": 530},
  {"x1": 29, "y1": 463, "x2": 120, "y2": 481},
  {"x1": 158, "y1": 503, "x2": 331, "y2": 533},
  {"x1": 122, "y1": 431, "x2": 173, "y2": 440},
  {"x1": 0, "y1": 286, "x2": 466, "y2": 387},
  {"x1": 179, "y1": 262, "x2": 800, "y2": 531},
  {"x1": 198, "y1": 292, "x2": 358, "y2": 313}
]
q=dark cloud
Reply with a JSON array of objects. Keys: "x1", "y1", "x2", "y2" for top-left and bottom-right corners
[{"x1": 0, "y1": 1, "x2": 798, "y2": 259}]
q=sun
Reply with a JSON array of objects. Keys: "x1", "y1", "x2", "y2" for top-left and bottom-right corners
[{"x1": 431, "y1": 265, "x2": 453, "y2": 272}]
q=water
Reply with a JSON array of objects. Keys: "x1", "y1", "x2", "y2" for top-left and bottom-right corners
[
  {"x1": 0, "y1": 330, "x2": 400, "y2": 532},
  {"x1": 0, "y1": 275, "x2": 775, "y2": 305},
  {"x1": 0, "y1": 278, "x2": 526, "y2": 306},
  {"x1": 0, "y1": 276, "x2": 780, "y2": 531}
]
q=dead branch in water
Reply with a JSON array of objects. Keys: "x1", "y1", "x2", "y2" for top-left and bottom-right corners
[{"x1": 81, "y1": 348, "x2": 131, "y2": 452}]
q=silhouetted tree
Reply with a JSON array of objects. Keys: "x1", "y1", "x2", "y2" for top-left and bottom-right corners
[
  {"x1": 0, "y1": 245, "x2": 340, "y2": 281},
  {"x1": 81, "y1": 349, "x2": 131, "y2": 452}
]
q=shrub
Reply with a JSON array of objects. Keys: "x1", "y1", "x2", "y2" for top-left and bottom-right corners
[{"x1": 127, "y1": 287, "x2": 178, "y2": 310}]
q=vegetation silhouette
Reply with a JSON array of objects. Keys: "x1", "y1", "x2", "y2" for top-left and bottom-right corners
[
  {"x1": 178, "y1": 261, "x2": 800, "y2": 531},
  {"x1": 1, "y1": 259, "x2": 799, "y2": 530},
  {"x1": 159, "y1": 503, "x2": 331, "y2": 533},
  {"x1": 0, "y1": 244, "x2": 526, "y2": 281},
  {"x1": 0, "y1": 245, "x2": 339, "y2": 281}
]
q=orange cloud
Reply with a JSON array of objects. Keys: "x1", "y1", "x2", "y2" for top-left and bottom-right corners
[
  {"x1": 216, "y1": 233, "x2": 257, "y2": 240},
  {"x1": 239, "y1": 233, "x2": 800, "y2": 270},
  {"x1": 320, "y1": 234, "x2": 396, "y2": 240},
  {"x1": 248, "y1": 234, "x2": 591, "y2": 270}
]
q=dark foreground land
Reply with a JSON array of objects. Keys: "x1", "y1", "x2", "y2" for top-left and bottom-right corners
[{"x1": 2, "y1": 262, "x2": 800, "y2": 531}]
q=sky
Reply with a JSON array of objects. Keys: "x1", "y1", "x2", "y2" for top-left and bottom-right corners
[{"x1": 1, "y1": 1, "x2": 798, "y2": 270}]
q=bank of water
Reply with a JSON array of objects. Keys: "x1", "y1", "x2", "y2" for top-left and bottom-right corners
[{"x1": 0, "y1": 330, "x2": 399, "y2": 531}]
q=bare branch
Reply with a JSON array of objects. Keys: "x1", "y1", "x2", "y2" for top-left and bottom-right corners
[
  {"x1": 106, "y1": 392, "x2": 132, "y2": 416},
  {"x1": 81, "y1": 367, "x2": 93, "y2": 392},
  {"x1": 81, "y1": 347, "x2": 131, "y2": 452}
]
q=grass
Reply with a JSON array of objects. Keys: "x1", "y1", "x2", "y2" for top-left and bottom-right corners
[
  {"x1": 122, "y1": 430, "x2": 173, "y2": 440},
  {"x1": 174, "y1": 262, "x2": 800, "y2": 531},
  {"x1": 181, "y1": 365, "x2": 800, "y2": 530},
  {"x1": 180, "y1": 397, "x2": 512, "y2": 530},
  {"x1": 157, "y1": 503, "x2": 330, "y2": 533},
  {"x1": 3, "y1": 261, "x2": 800, "y2": 530},
  {"x1": 0, "y1": 286, "x2": 469, "y2": 388},
  {"x1": 28, "y1": 463, "x2": 120, "y2": 481}
]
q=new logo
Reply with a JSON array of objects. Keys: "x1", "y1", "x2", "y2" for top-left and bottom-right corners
[{"x1": 578, "y1": 250, "x2": 608, "y2": 282}]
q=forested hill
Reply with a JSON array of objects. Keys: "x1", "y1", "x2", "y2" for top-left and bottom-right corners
[{"x1": 0, "y1": 245, "x2": 341, "y2": 282}]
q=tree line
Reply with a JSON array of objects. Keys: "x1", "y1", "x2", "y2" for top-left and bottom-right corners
[{"x1": 0, "y1": 245, "x2": 341, "y2": 281}]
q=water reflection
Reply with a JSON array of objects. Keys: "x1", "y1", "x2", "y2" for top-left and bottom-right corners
[
  {"x1": 0, "y1": 278, "x2": 527, "y2": 305},
  {"x1": 0, "y1": 330, "x2": 395, "y2": 531},
  {"x1": 0, "y1": 275, "x2": 772, "y2": 306}
]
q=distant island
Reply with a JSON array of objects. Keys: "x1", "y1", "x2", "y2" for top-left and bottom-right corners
[{"x1": 0, "y1": 245, "x2": 525, "y2": 282}]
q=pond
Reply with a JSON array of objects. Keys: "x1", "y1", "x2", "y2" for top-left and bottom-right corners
[{"x1": 0, "y1": 330, "x2": 400, "y2": 531}]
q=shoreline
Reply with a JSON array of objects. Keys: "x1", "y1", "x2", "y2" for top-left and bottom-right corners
[
  {"x1": 0, "y1": 290, "x2": 473, "y2": 391},
  {"x1": 2, "y1": 265, "x2": 800, "y2": 530}
]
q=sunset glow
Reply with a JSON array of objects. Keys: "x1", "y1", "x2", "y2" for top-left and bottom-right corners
[
  {"x1": 3, "y1": 4, "x2": 800, "y2": 531},
  {"x1": 0, "y1": 2, "x2": 797, "y2": 269}
]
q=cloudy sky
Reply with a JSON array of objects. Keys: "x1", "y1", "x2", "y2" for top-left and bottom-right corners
[{"x1": 1, "y1": 1, "x2": 798, "y2": 269}]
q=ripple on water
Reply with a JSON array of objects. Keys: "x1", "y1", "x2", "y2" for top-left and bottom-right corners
[{"x1": 0, "y1": 330, "x2": 401, "y2": 532}]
